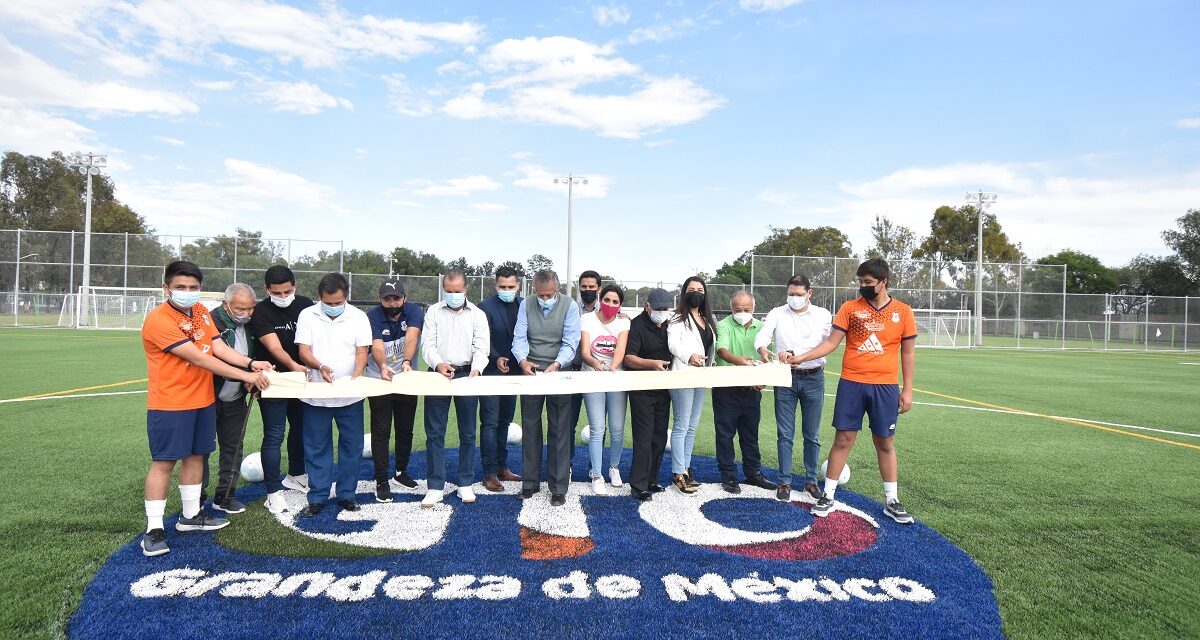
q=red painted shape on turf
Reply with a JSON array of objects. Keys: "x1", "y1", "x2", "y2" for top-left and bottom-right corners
[
  {"x1": 701, "y1": 502, "x2": 878, "y2": 561},
  {"x1": 520, "y1": 526, "x2": 596, "y2": 560}
]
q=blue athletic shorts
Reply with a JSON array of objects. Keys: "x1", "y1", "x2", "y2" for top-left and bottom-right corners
[
  {"x1": 832, "y1": 378, "x2": 899, "y2": 438},
  {"x1": 147, "y1": 403, "x2": 217, "y2": 461}
]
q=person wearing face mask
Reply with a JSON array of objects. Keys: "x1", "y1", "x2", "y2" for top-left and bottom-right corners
[
  {"x1": 754, "y1": 274, "x2": 832, "y2": 502},
  {"x1": 623, "y1": 288, "x2": 676, "y2": 501},
  {"x1": 294, "y1": 273, "x2": 373, "y2": 516},
  {"x1": 512, "y1": 270, "x2": 581, "y2": 507},
  {"x1": 712, "y1": 291, "x2": 779, "y2": 495},
  {"x1": 477, "y1": 265, "x2": 525, "y2": 492},
  {"x1": 564, "y1": 270, "x2": 604, "y2": 432},
  {"x1": 420, "y1": 269, "x2": 490, "y2": 508},
  {"x1": 202, "y1": 283, "x2": 261, "y2": 515},
  {"x1": 249, "y1": 265, "x2": 315, "y2": 514},
  {"x1": 579, "y1": 284, "x2": 631, "y2": 495},
  {"x1": 791, "y1": 258, "x2": 918, "y2": 526},
  {"x1": 365, "y1": 280, "x2": 424, "y2": 502},
  {"x1": 139, "y1": 262, "x2": 273, "y2": 557},
  {"x1": 666, "y1": 276, "x2": 717, "y2": 495}
]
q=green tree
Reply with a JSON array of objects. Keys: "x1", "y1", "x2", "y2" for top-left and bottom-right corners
[
  {"x1": 388, "y1": 247, "x2": 445, "y2": 276},
  {"x1": 526, "y1": 253, "x2": 554, "y2": 274},
  {"x1": 497, "y1": 260, "x2": 525, "y2": 277},
  {"x1": 713, "y1": 225, "x2": 853, "y2": 285},
  {"x1": 446, "y1": 256, "x2": 471, "y2": 273},
  {"x1": 1036, "y1": 250, "x2": 1118, "y2": 294},
  {"x1": 1162, "y1": 208, "x2": 1200, "y2": 284},
  {"x1": 866, "y1": 214, "x2": 917, "y2": 261},
  {"x1": 1, "y1": 150, "x2": 154, "y2": 233},
  {"x1": 914, "y1": 205, "x2": 1022, "y2": 281},
  {"x1": 1116, "y1": 255, "x2": 1197, "y2": 297}
]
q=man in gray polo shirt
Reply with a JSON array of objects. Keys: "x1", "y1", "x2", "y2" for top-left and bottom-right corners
[{"x1": 512, "y1": 270, "x2": 581, "y2": 506}]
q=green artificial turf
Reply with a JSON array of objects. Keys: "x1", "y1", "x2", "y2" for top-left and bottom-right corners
[{"x1": 0, "y1": 327, "x2": 1197, "y2": 639}]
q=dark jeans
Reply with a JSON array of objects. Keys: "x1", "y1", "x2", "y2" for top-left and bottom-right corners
[
  {"x1": 479, "y1": 394, "x2": 516, "y2": 476},
  {"x1": 628, "y1": 389, "x2": 671, "y2": 493},
  {"x1": 567, "y1": 393, "x2": 585, "y2": 432},
  {"x1": 302, "y1": 400, "x2": 365, "y2": 504},
  {"x1": 203, "y1": 396, "x2": 249, "y2": 501},
  {"x1": 773, "y1": 371, "x2": 826, "y2": 486},
  {"x1": 258, "y1": 397, "x2": 306, "y2": 493},
  {"x1": 424, "y1": 369, "x2": 478, "y2": 490},
  {"x1": 521, "y1": 394, "x2": 573, "y2": 495},
  {"x1": 711, "y1": 386, "x2": 763, "y2": 482},
  {"x1": 369, "y1": 393, "x2": 417, "y2": 482}
]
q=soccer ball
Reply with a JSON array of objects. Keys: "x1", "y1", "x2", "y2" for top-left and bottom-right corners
[
  {"x1": 506, "y1": 422, "x2": 522, "y2": 445},
  {"x1": 239, "y1": 452, "x2": 264, "y2": 482},
  {"x1": 821, "y1": 459, "x2": 850, "y2": 485},
  {"x1": 362, "y1": 433, "x2": 372, "y2": 459},
  {"x1": 579, "y1": 423, "x2": 591, "y2": 444}
]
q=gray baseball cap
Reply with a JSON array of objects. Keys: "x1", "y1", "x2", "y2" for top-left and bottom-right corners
[{"x1": 646, "y1": 288, "x2": 673, "y2": 310}]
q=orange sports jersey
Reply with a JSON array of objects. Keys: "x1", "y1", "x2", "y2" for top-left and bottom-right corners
[
  {"x1": 142, "y1": 302, "x2": 219, "y2": 411},
  {"x1": 832, "y1": 297, "x2": 918, "y2": 385}
]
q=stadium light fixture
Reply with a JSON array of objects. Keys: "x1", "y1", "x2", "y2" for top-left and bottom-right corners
[
  {"x1": 965, "y1": 190, "x2": 998, "y2": 347},
  {"x1": 68, "y1": 152, "x2": 107, "y2": 327},
  {"x1": 553, "y1": 175, "x2": 587, "y2": 299}
]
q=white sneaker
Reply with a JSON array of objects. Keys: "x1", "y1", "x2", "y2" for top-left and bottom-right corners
[
  {"x1": 282, "y1": 474, "x2": 309, "y2": 492},
  {"x1": 421, "y1": 489, "x2": 444, "y2": 508},
  {"x1": 592, "y1": 478, "x2": 609, "y2": 495},
  {"x1": 458, "y1": 486, "x2": 477, "y2": 503},
  {"x1": 608, "y1": 467, "x2": 624, "y2": 487},
  {"x1": 265, "y1": 491, "x2": 290, "y2": 514}
]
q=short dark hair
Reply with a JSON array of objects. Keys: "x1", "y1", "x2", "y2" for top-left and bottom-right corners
[
  {"x1": 164, "y1": 260, "x2": 203, "y2": 285},
  {"x1": 787, "y1": 274, "x2": 812, "y2": 290},
  {"x1": 579, "y1": 270, "x2": 602, "y2": 286},
  {"x1": 317, "y1": 272, "x2": 349, "y2": 297},
  {"x1": 857, "y1": 258, "x2": 890, "y2": 283},
  {"x1": 495, "y1": 265, "x2": 519, "y2": 280},
  {"x1": 264, "y1": 265, "x2": 296, "y2": 287},
  {"x1": 443, "y1": 269, "x2": 467, "y2": 287},
  {"x1": 599, "y1": 283, "x2": 625, "y2": 304}
]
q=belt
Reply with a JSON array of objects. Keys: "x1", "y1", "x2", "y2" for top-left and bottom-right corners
[
  {"x1": 431, "y1": 364, "x2": 472, "y2": 373},
  {"x1": 791, "y1": 366, "x2": 823, "y2": 376}
]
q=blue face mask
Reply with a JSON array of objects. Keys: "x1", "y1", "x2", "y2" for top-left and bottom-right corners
[
  {"x1": 537, "y1": 296, "x2": 557, "y2": 312},
  {"x1": 497, "y1": 290, "x2": 517, "y2": 303},
  {"x1": 321, "y1": 302, "x2": 345, "y2": 318},
  {"x1": 169, "y1": 290, "x2": 200, "y2": 308},
  {"x1": 444, "y1": 291, "x2": 466, "y2": 308}
]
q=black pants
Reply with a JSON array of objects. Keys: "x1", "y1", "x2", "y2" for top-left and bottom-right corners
[
  {"x1": 712, "y1": 386, "x2": 763, "y2": 482},
  {"x1": 203, "y1": 396, "x2": 249, "y2": 501},
  {"x1": 369, "y1": 393, "x2": 418, "y2": 482},
  {"x1": 567, "y1": 392, "x2": 585, "y2": 432},
  {"x1": 628, "y1": 389, "x2": 671, "y2": 493},
  {"x1": 521, "y1": 394, "x2": 573, "y2": 495}
]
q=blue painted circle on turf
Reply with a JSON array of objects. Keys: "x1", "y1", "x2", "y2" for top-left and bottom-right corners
[{"x1": 70, "y1": 447, "x2": 1003, "y2": 640}]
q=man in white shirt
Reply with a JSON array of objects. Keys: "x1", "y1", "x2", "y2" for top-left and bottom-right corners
[
  {"x1": 420, "y1": 269, "x2": 490, "y2": 508},
  {"x1": 755, "y1": 274, "x2": 832, "y2": 502},
  {"x1": 294, "y1": 273, "x2": 372, "y2": 516}
]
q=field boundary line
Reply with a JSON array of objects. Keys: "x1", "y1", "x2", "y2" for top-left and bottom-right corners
[
  {"x1": 0, "y1": 390, "x2": 147, "y2": 404},
  {"x1": 3, "y1": 377, "x2": 147, "y2": 402}
]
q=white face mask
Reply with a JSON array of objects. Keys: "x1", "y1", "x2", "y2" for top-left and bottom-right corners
[
  {"x1": 649, "y1": 310, "x2": 671, "y2": 325},
  {"x1": 787, "y1": 295, "x2": 809, "y2": 311},
  {"x1": 732, "y1": 312, "x2": 753, "y2": 326},
  {"x1": 270, "y1": 292, "x2": 296, "y2": 308}
]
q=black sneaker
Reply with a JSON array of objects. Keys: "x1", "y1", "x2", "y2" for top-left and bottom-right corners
[
  {"x1": 212, "y1": 496, "x2": 246, "y2": 514},
  {"x1": 394, "y1": 471, "x2": 418, "y2": 489},
  {"x1": 338, "y1": 499, "x2": 360, "y2": 512},
  {"x1": 744, "y1": 474, "x2": 778, "y2": 491},
  {"x1": 141, "y1": 528, "x2": 169, "y2": 557},
  {"x1": 885, "y1": 500, "x2": 914, "y2": 525},
  {"x1": 648, "y1": 484, "x2": 666, "y2": 493},
  {"x1": 300, "y1": 503, "x2": 324, "y2": 517},
  {"x1": 175, "y1": 508, "x2": 229, "y2": 532},
  {"x1": 811, "y1": 495, "x2": 835, "y2": 518},
  {"x1": 632, "y1": 488, "x2": 653, "y2": 502},
  {"x1": 520, "y1": 488, "x2": 537, "y2": 500},
  {"x1": 721, "y1": 479, "x2": 742, "y2": 494},
  {"x1": 376, "y1": 480, "x2": 393, "y2": 502},
  {"x1": 775, "y1": 484, "x2": 791, "y2": 502},
  {"x1": 550, "y1": 493, "x2": 566, "y2": 506}
]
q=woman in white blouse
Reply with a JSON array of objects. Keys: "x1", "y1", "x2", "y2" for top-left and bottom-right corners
[
  {"x1": 579, "y1": 284, "x2": 631, "y2": 495},
  {"x1": 666, "y1": 276, "x2": 716, "y2": 494}
]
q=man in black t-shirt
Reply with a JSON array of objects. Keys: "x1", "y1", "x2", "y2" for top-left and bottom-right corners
[
  {"x1": 622, "y1": 288, "x2": 675, "y2": 502},
  {"x1": 249, "y1": 265, "x2": 314, "y2": 514}
]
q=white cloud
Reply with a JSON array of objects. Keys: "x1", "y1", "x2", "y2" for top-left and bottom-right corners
[
  {"x1": 628, "y1": 19, "x2": 699, "y2": 44},
  {"x1": 405, "y1": 175, "x2": 502, "y2": 197},
  {"x1": 838, "y1": 162, "x2": 1036, "y2": 199},
  {"x1": 472, "y1": 202, "x2": 509, "y2": 212},
  {"x1": 436, "y1": 60, "x2": 473, "y2": 76},
  {"x1": 382, "y1": 73, "x2": 434, "y2": 116},
  {"x1": 0, "y1": 101, "x2": 94, "y2": 155},
  {"x1": 593, "y1": 5, "x2": 631, "y2": 27},
  {"x1": 757, "y1": 187, "x2": 798, "y2": 206},
  {"x1": 194, "y1": 79, "x2": 236, "y2": 91},
  {"x1": 1177, "y1": 118, "x2": 1200, "y2": 129},
  {"x1": 740, "y1": 0, "x2": 807, "y2": 12},
  {"x1": 255, "y1": 80, "x2": 353, "y2": 115},
  {"x1": 511, "y1": 151, "x2": 534, "y2": 160},
  {"x1": 512, "y1": 164, "x2": 612, "y2": 198},
  {"x1": 153, "y1": 135, "x2": 186, "y2": 147},
  {"x1": 354, "y1": 147, "x2": 368, "y2": 159}
]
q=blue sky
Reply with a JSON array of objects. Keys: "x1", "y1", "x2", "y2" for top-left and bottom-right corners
[{"x1": 1, "y1": 0, "x2": 1197, "y2": 283}]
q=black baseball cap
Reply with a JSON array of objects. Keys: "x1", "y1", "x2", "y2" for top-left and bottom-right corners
[{"x1": 378, "y1": 280, "x2": 406, "y2": 297}]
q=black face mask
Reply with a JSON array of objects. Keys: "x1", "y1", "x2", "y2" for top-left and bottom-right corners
[
  {"x1": 685, "y1": 291, "x2": 705, "y2": 309},
  {"x1": 384, "y1": 306, "x2": 404, "y2": 318},
  {"x1": 859, "y1": 285, "x2": 880, "y2": 301},
  {"x1": 580, "y1": 290, "x2": 598, "y2": 305}
]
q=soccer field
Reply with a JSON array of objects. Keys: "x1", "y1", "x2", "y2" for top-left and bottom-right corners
[{"x1": 0, "y1": 328, "x2": 1198, "y2": 639}]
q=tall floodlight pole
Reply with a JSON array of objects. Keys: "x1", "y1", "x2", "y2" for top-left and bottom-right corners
[
  {"x1": 553, "y1": 174, "x2": 587, "y2": 299},
  {"x1": 965, "y1": 190, "x2": 998, "y2": 347},
  {"x1": 69, "y1": 152, "x2": 107, "y2": 326}
]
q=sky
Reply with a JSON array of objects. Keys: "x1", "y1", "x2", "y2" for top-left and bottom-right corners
[{"x1": 1, "y1": 0, "x2": 1198, "y2": 283}]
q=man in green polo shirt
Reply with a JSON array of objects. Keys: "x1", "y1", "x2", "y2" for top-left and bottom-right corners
[{"x1": 712, "y1": 291, "x2": 779, "y2": 494}]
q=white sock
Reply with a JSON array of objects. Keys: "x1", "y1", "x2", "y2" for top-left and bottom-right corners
[
  {"x1": 145, "y1": 499, "x2": 166, "y2": 532},
  {"x1": 179, "y1": 484, "x2": 202, "y2": 518},
  {"x1": 822, "y1": 477, "x2": 839, "y2": 500},
  {"x1": 883, "y1": 481, "x2": 898, "y2": 503}
]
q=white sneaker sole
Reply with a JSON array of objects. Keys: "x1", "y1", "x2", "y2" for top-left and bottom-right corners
[
  {"x1": 885, "y1": 511, "x2": 914, "y2": 525},
  {"x1": 141, "y1": 540, "x2": 170, "y2": 557},
  {"x1": 281, "y1": 480, "x2": 309, "y2": 492},
  {"x1": 175, "y1": 519, "x2": 230, "y2": 532},
  {"x1": 211, "y1": 503, "x2": 246, "y2": 514}
]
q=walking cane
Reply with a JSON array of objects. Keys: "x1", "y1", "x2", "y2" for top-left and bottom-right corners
[{"x1": 222, "y1": 390, "x2": 258, "y2": 505}]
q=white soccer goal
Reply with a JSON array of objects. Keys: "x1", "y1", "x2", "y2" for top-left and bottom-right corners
[
  {"x1": 59, "y1": 287, "x2": 224, "y2": 329},
  {"x1": 910, "y1": 308, "x2": 972, "y2": 348}
]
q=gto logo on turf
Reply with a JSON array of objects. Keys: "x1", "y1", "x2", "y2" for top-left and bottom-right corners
[{"x1": 70, "y1": 448, "x2": 1003, "y2": 640}]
